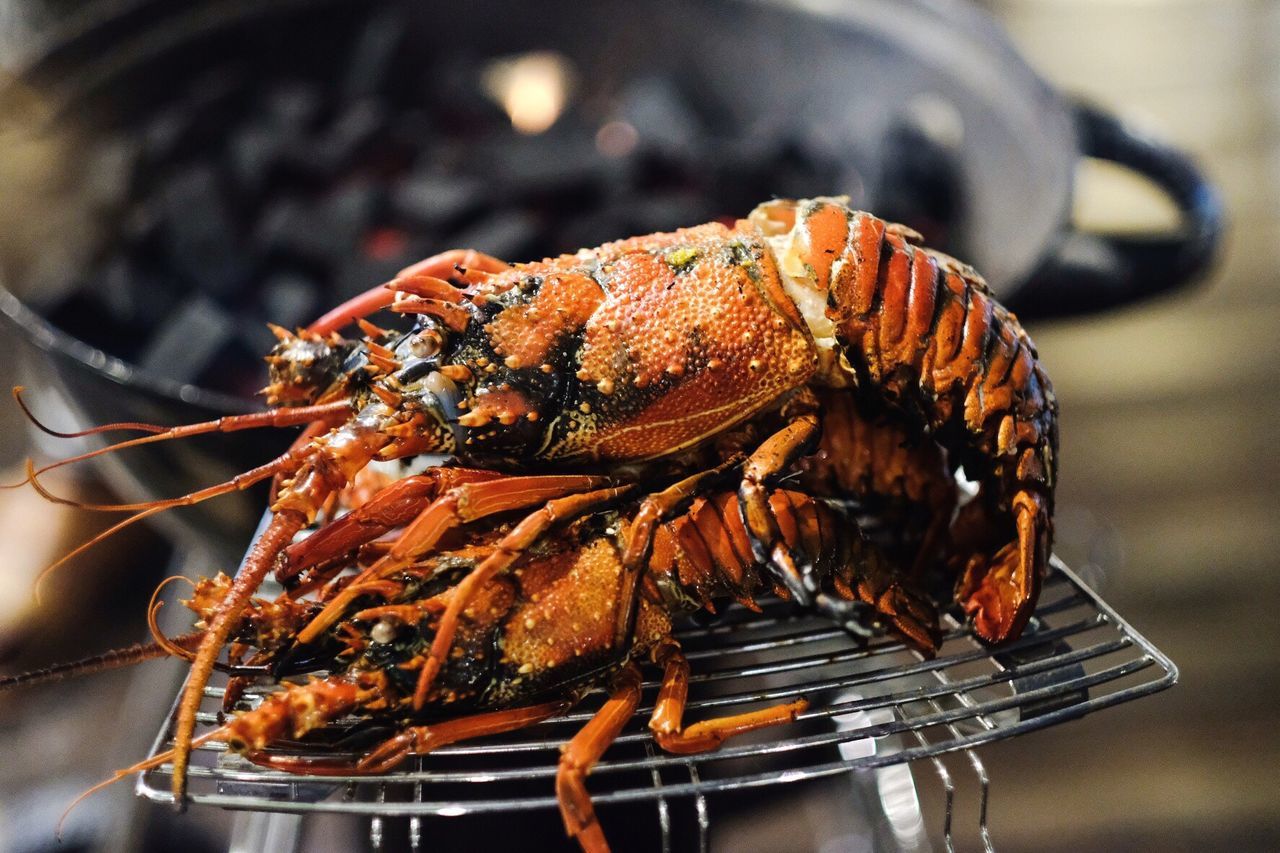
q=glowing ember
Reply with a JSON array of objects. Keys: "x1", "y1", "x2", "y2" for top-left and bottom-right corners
[{"x1": 481, "y1": 51, "x2": 575, "y2": 135}]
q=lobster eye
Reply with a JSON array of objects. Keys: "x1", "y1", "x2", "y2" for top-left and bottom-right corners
[
  {"x1": 409, "y1": 328, "x2": 444, "y2": 359},
  {"x1": 370, "y1": 620, "x2": 398, "y2": 645}
]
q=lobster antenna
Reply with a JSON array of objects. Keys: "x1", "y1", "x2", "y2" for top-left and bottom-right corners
[
  {"x1": 56, "y1": 728, "x2": 226, "y2": 840},
  {"x1": 0, "y1": 632, "x2": 202, "y2": 693},
  {"x1": 12, "y1": 386, "x2": 169, "y2": 439},
  {"x1": 29, "y1": 444, "x2": 308, "y2": 602},
  {"x1": 307, "y1": 285, "x2": 398, "y2": 336},
  {"x1": 33, "y1": 504, "x2": 167, "y2": 605},
  {"x1": 148, "y1": 576, "x2": 200, "y2": 662},
  {"x1": 25, "y1": 435, "x2": 307, "y2": 513},
  {"x1": 9, "y1": 398, "x2": 348, "y2": 487}
]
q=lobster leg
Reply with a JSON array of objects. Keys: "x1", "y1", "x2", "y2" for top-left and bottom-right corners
[
  {"x1": 557, "y1": 664, "x2": 643, "y2": 853},
  {"x1": 736, "y1": 398, "x2": 881, "y2": 637},
  {"x1": 735, "y1": 395, "x2": 822, "y2": 603},
  {"x1": 610, "y1": 459, "x2": 742, "y2": 646},
  {"x1": 239, "y1": 701, "x2": 570, "y2": 775},
  {"x1": 172, "y1": 509, "x2": 309, "y2": 802},
  {"x1": 293, "y1": 474, "x2": 616, "y2": 645},
  {"x1": 357, "y1": 701, "x2": 568, "y2": 771},
  {"x1": 771, "y1": 490, "x2": 939, "y2": 654},
  {"x1": 798, "y1": 392, "x2": 958, "y2": 580},
  {"x1": 648, "y1": 640, "x2": 808, "y2": 754},
  {"x1": 839, "y1": 535, "x2": 942, "y2": 655},
  {"x1": 276, "y1": 467, "x2": 504, "y2": 583},
  {"x1": 412, "y1": 484, "x2": 636, "y2": 709}
]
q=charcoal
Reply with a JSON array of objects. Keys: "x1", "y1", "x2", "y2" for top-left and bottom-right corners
[
  {"x1": 238, "y1": 316, "x2": 279, "y2": 359},
  {"x1": 626, "y1": 193, "x2": 714, "y2": 234},
  {"x1": 195, "y1": 336, "x2": 272, "y2": 400},
  {"x1": 617, "y1": 77, "x2": 705, "y2": 154},
  {"x1": 311, "y1": 100, "x2": 391, "y2": 175},
  {"x1": 449, "y1": 210, "x2": 541, "y2": 261},
  {"x1": 227, "y1": 122, "x2": 288, "y2": 199},
  {"x1": 84, "y1": 134, "x2": 140, "y2": 210},
  {"x1": 137, "y1": 294, "x2": 236, "y2": 384},
  {"x1": 120, "y1": 199, "x2": 162, "y2": 247},
  {"x1": 239, "y1": 270, "x2": 319, "y2": 355},
  {"x1": 333, "y1": 250, "x2": 417, "y2": 303},
  {"x1": 247, "y1": 82, "x2": 328, "y2": 186},
  {"x1": 262, "y1": 272, "x2": 319, "y2": 329},
  {"x1": 474, "y1": 130, "x2": 604, "y2": 199},
  {"x1": 102, "y1": 253, "x2": 183, "y2": 331},
  {"x1": 424, "y1": 55, "x2": 510, "y2": 128},
  {"x1": 391, "y1": 172, "x2": 486, "y2": 230},
  {"x1": 551, "y1": 192, "x2": 712, "y2": 254},
  {"x1": 768, "y1": 141, "x2": 842, "y2": 200},
  {"x1": 141, "y1": 107, "x2": 190, "y2": 165},
  {"x1": 254, "y1": 198, "x2": 334, "y2": 266},
  {"x1": 322, "y1": 180, "x2": 385, "y2": 250},
  {"x1": 386, "y1": 107, "x2": 432, "y2": 149},
  {"x1": 141, "y1": 68, "x2": 246, "y2": 165},
  {"x1": 96, "y1": 258, "x2": 147, "y2": 325},
  {"x1": 49, "y1": 15, "x2": 886, "y2": 405},
  {"x1": 158, "y1": 165, "x2": 247, "y2": 298},
  {"x1": 255, "y1": 181, "x2": 381, "y2": 267},
  {"x1": 343, "y1": 10, "x2": 404, "y2": 101},
  {"x1": 698, "y1": 137, "x2": 839, "y2": 214},
  {"x1": 263, "y1": 81, "x2": 323, "y2": 136},
  {"x1": 552, "y1": 209, "x2": 632, "y2": 257}
]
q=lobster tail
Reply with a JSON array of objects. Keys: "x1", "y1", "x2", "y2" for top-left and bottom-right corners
[{"x1": 751, "y1": 198, "x2": 1058, "y2": 643}]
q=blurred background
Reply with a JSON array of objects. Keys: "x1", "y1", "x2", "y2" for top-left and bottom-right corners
[{"x1": 0, "y1": 0, "x2": 1275, "y2": 850}]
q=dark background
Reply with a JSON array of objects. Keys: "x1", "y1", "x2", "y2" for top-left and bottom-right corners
[{"x1": 0, "y1": 1, "x2": 1277, "y2": 850}]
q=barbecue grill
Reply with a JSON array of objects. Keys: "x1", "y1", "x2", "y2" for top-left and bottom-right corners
[{"x1": 135, "y1": 513, "x2": 1176, "y2": 851}]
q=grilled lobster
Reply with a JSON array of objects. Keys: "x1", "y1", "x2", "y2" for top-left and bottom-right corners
[{"x1": 19, "y1": 197, "x2": 1057, "y2": 805}]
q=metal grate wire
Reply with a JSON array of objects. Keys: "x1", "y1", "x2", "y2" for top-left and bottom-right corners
[{"x1": 137, "y1": 546, "x2": 1175, "y2": 847}]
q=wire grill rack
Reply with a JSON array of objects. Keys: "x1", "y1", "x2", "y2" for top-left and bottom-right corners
[{"x1": 137, "y1": 552, "x2": 1175, "y2": 850}]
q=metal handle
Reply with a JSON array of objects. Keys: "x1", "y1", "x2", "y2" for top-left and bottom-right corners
[{"x1": 1009, "y1": 100, "x2": 1224, "y2": 321}]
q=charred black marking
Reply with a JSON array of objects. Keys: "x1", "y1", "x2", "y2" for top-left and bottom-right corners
[
  {"x1": 868, "y1": 234, "x2": 896, "y2": 321},
  {"x1": 993, "y1": 334, "x2": 1020, "y2": 389},
  {"x1": 977, "y1": 312, "x2": 1002, "y2": 388},
  {"x1": 924, "y1": 265, "x2": 949, "y2": 343}
]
